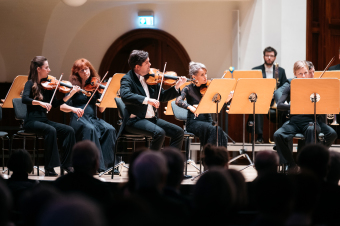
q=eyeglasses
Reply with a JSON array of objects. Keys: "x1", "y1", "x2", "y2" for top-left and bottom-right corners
[
  {"x1": 264, "y1": 55, "x2": 275, "y2": 58},
  {"x1": 80, "y1": 67, "x2": 89, "y2": 73}
]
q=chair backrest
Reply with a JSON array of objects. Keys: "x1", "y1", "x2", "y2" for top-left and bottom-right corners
[
  {"x1": 0, "y1": 106, "x2": 2, "y2": 121},
  {"x1": 115, "y1": 97, "x2": 126, "y2": 119},
  {"x1": 12, "y1": 98, "x2": 27, "y2": 120},
  {"x1": 171, "y1": 101, "x2": 188, "y2": 121}
]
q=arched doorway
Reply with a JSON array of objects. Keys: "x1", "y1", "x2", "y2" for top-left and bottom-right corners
[{"x1": 99, "y1": 29, "x2": 191, "y2": 142}]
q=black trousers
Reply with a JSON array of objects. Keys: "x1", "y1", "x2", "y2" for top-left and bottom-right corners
[
  {"x1": 274, "y1": 119, "x2": 337, "y2": 165},
  {"x1": 24, "y1": 119, "x2": 76, "y2": 169},
  {"x1": 125, "y1": 117, "x2": 184, "y2": 151}
]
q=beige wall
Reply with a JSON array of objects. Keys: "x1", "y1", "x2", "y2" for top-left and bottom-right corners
[{"x1": 0, "y1": 0, "x2": 306, "y2": 82}]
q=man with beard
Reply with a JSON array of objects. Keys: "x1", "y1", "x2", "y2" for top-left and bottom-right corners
[{"x1": 248, "y1": 46, "x2": 287, "y2": 144}]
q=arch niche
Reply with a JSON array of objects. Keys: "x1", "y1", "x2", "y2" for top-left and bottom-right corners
[{"x1": 99, "y1": 29, "x2": 191, "y2": 130}]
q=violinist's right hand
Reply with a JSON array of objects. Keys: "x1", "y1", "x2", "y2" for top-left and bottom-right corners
[
  {"x1": 72, "y1": 107, "x2": 84, "y2": 118},
  {"x1": 148, "y1": 99, "x2": 160, "y2": 108},
  {"x1": 40, "y1": 102, "x2": 52, "y2": 111},
  {"x1": 188, "y1": 105, "x2": 199, "y2": 118}
]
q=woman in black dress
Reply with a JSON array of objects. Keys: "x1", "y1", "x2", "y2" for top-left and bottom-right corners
[
  {"x1": 22, "y1": 56, "x2": 79, "y2": 176},
  {"x1": 60, "y1": 58, "x2": 116, "y2": 172},
  {"x1": 175, "y1": 62, "x2": 231, "y2": 147}
]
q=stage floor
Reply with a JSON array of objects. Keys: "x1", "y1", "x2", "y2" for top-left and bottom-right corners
[{"x1": 1, "y1": 163, "x2": 258, "y2": 185}]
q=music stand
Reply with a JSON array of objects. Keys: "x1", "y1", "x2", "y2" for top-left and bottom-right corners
[
  {"x1": 195, "y1": 79, "x2": 236, "y2": 146},
  {"x1": 190, "y1": 79, "x2": 235, "y2": 181},
  {"x1": 290, "y1": 78, "x2": 339, "y2": 144},
  {"x1": 223, "y1": 71, "x2": 262, "y2": 155},
  {"x1": 228, "y1": 78, "x2": 276, "y2": 167},
  {"x1": 315, "y1": 71, "x2": 340, "y2": 78},
  {"x1": 96, "y1": 73, "x2": 125, "y2": 108},
  {"x1": 1, "y1": 75, "x2": 27, "y2": 108},
  {"x1": 96, "y1": 73, "x2": 128, "y2": 177}
]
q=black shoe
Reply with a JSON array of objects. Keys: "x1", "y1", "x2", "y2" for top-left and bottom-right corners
[
  {"x1": 45, "y1": 168, "x2": 58, "y2": 177},
  {"x1": 60, "y1": 166, "x2": 74, "y2": 176},
  {"x1": 256, "y1": 138, "x2": 264, "y2": 144}
]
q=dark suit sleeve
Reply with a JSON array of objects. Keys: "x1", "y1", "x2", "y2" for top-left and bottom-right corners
[
  {"x1": 159, "y1": 86, "x2": 180, "y2": 102},
  {"x1": 277, "y1": 85, "x2": 290, "y2": 111},
  {"x1": 279, "y1": 68, "x2": 287, "y2": 88},
  {"x1": 120, "y1": 76, "x2": 146, "y2": 106}
]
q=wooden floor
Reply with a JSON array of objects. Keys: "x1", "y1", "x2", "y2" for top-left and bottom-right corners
[{"x1": 1, "y1": 163, "x2": 258, "y2": 184}]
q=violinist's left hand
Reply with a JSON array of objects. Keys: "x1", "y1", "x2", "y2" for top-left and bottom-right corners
[
  {"x1": 175, "y1": 76, "x2": 187, "y2": 90},
  {"x1": 70, "y1": 86, "x2": 81, "y2": 96}
]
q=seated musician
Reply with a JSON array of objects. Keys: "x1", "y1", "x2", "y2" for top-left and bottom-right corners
[
  {"x1": 175, "y1": 62, "x2": 232, "y2": 147},
  {"x1": 119, "y1": 50, "x2": 187, "y2": 151},
  {"x1": 329, "y1": 47, "x2": 340, "y2": 71},
  {"x1": 273, "y1": 60, "x2": 337, "y2": 170},
  {"x1": 22, "y1": 56, "x2": 79, "y2": 176},
  {"x1": 60, "y1": 59, "x2": 116, "y2": 172},
  {"x1": 249, "y1": 46, "x2": 288, "y2": 144}
]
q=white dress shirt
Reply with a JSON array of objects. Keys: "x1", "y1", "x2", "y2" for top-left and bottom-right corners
[
  {"x1": 130, "y1": 73, "x2": 155, "y2": 118},
  {"x1": 265, "y1": 64, "x2": 274, "y2": 79}
]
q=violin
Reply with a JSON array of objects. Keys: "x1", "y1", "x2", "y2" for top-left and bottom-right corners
[
  {"x1": 144, "y1": 68, "x2": 193, "y2": 86},
  {"x1": 199, "y1": 80, "x2": 212, "y2": 95},
  {"x1": 84, "y1": 77, "x2": 107, "y2": 94},
  {"x1": 41, "y1": 75, "x2": 91, "y2": 96}
]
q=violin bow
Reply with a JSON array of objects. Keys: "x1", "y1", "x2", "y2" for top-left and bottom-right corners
[
  {"x1": 154, "y1": 62, "x2": 167, "y2": 114},
  {"x1": 47, "y1": 73, "x2": 63, "y2": 113},
  {"x1": 77, "y1": 71, "x2": 108, "y2": 121},
  {"x1": 319, "y1": 56, "x2": 335, "y2": 78}
]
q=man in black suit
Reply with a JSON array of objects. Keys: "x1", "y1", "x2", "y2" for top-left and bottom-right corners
[
  {"x1": 249, "y1": 46, "x2": 287, "y2": 143},
  {"x1": 119, "y1": 50, "x2": 187, "y2": 150},
  {"x1": 329, "y1": 48, "x2": 340, "y2": 71}
]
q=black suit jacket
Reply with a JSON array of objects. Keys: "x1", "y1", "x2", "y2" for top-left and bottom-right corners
[
  {"x1": 252, "y1": 64, "x2": 287, "y2": 88},
  {"x1": 328, "y1": 64, "x2": 340, "y2": 71},
  {"x1": 120, "y1": 70, "x2": 180, "y2": 119}
]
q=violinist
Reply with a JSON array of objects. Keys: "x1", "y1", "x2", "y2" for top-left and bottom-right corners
[
  {"x1": 22, "y1": 56, "x2": 79, "y2": 176},
  {"x1": 175, "y1": 62, "x2": 231, "y2": 147},
  {"x1": 60, "y1": 58, "x2": 116, "y2": 172},
  {"x1": 119, "y1": 50, "x2": 187, "y2": 151}
]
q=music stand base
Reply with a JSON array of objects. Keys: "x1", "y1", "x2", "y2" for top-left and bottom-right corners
[{"x1": 98, "y1": 161, "x2": 129, "y2": 177}]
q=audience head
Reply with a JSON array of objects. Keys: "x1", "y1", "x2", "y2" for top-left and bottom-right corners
[
  {"x1": 326, "y1": 151, "x2": 340, "y2": 185},
  {"x1": 127, "y1": 148, "x2": 149, "y2": 194},
  {"x1": 38, "y1": 195, "x2": 106, "y2": 226},
  {"x1": 193, "y1": 168, "x2": 235, "y2": 223},
  {"x1": 255, "y1": 150, "x2": 279, "y2": 176},
  {"x1": 21, "y1": 184, "x2": 62, "y2": 226},
  {"x1": 133, "y1": 151, "x2": 168, "y2": 191},
  {"x1": 0, "y1": 179, "x2": 12, "y2": 226},
  {"x1": 297, "y1": 144, "x2": 330, "y2": 180},
  {"x1": 7, "y1": 149, "x2": 33, "y2": 174},
  {"x1": 228, "y1": 169, "x2": 247, "y2": 210},
  {"x1": 72, "y1": 140, "x2": 99, "y2": 175},
  {"x1": 161, "y1": 147, "x2": 185, "y2": 189},
  {"x1": 203, "y1": 144, "x2": 229, "y2": 169},
  {"x1": 255, "y1": 173, "x2": 294, "y2": 222}
]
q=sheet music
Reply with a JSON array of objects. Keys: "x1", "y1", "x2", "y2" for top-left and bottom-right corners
[{"x1": 98, "y1": 77, "x2": 112, "y2": 102}]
